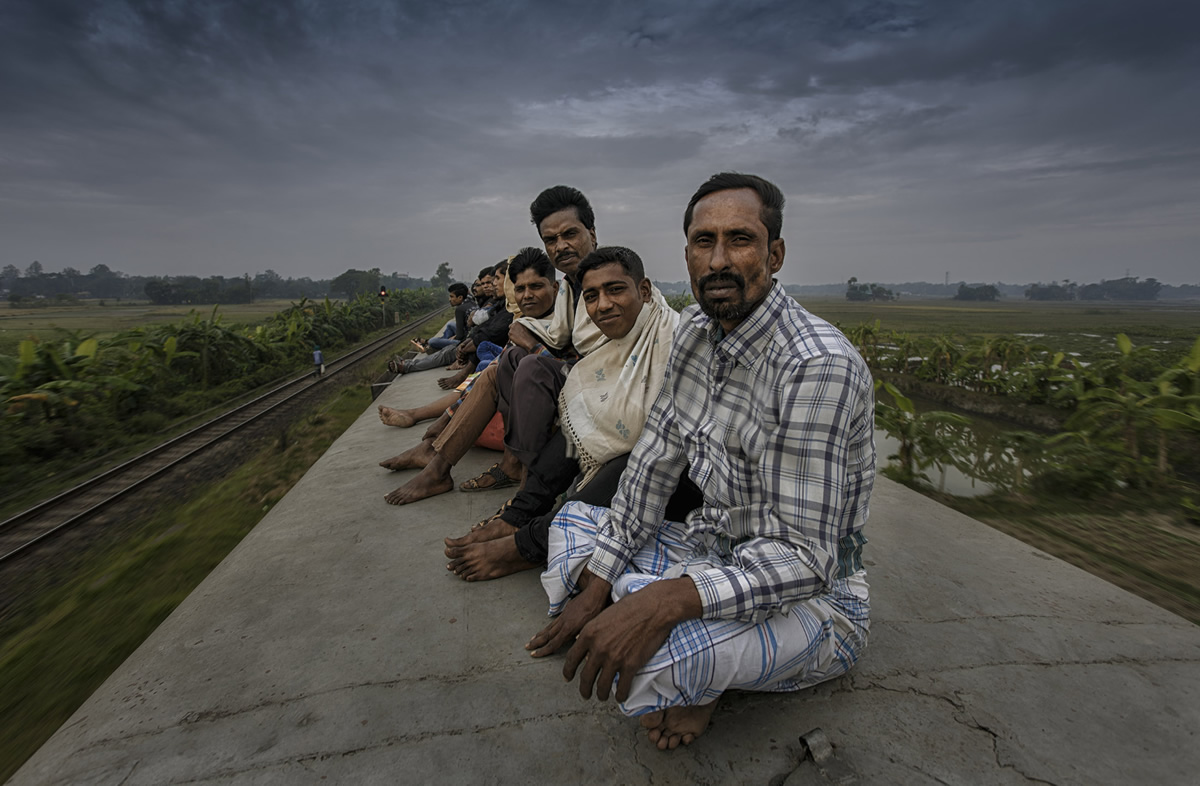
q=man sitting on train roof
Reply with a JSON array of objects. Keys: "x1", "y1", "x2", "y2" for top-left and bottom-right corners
[
  {"x1": 526, "y1": 172, "x2": 876, "y2": 751},
  {"x1": 410, "y1": 282, "x2": 475, "y2": 355},
  {"x1": 379, "y1": 246, "x2": 573, "y2": 505},
  {"x1": 388, "y1": 262, "x2": 511, "y2": 375},
  {"x1": 375, "y1": 186, "x2": 608, "y2": 506},
  {"x1": 443, "y1": 245, "x2": 699, "y2": 582}
]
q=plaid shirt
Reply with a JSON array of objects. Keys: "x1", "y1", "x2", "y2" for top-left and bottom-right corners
[{"x1": 589, "y1": 281, "x2": 876, "y2": 623}]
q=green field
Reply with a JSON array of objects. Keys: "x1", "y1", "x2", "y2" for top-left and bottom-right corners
[
  {"x1": 0, "y1": 299, "x2": 305, "y2": 354},
  {"x1": 6, "y1": 296, "x2": 1198, "y2": 357},
  {"x1": 798, "y1": 296, "x2": 1200, "y2": 354}
]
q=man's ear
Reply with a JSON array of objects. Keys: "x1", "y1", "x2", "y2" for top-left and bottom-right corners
[
  {"x1": 639, "y1": 278, "x2": 652, "y2": 302},
  {"x1": 768, "y1": 238, "x2": 785, "y2": 275}
]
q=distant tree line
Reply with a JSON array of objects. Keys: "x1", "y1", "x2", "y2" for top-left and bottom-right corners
[
  {"x1": 1025, "y1": 277, "x2": 1163, "y2": 302},
  {"x1": 846, "y1": 277, "x2": 897, "y2": 301},
  {"x1": 1, "y1": 260, "x2": 459, "y2": 307},
  {"x1": 954, "y1": 283, "x2": 999, "y2": 301}
]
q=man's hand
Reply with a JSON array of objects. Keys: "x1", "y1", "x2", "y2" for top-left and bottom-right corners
[
  {"x1": 527, "y1": 570, "x2": 611, "y2": 658},
  {"x1": 508, "y1": 323, "x2": 540, "y2": 353},
  {"x1": 456, "y1": 339, "x2": 476, "y2": 361},
  {"x1": 564, "y1": 577, "x2": 703, "y2": 703}
]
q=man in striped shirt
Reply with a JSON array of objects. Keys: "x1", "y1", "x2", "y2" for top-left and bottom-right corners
[{"x1": 528, "y1": 173, "x2": 876, "y2": 750}]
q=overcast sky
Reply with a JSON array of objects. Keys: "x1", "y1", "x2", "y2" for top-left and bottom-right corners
[{"x1": 2, "y1": 0, "x2": 1197, "y2": 286}]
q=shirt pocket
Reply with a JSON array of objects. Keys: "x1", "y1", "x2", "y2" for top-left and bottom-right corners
[{"x1": 691, "y1": 419, "x2": 753, "y2": 512}]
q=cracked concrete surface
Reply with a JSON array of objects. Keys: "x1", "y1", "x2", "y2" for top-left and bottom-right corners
[{"x1": 13, "y1": 370, "x2": 1200, "y2": 785}]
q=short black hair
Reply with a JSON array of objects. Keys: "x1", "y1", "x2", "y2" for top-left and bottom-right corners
[
  {"x1": 448, "y1": 282, "x2": 469, "y2": 298},
  {"x1": 478, "y1": 266, "x2": 495, "y2": 280},
  {"x1": 530, "y1": 185, "x2": 596, "y2": 232},
  {"x1": 507, "y1": 247, "x2": 555, "y2": 283},
  {"x1": 493, "y1": 259, "x2": 509, "y2": 279},
  {"x1": 683, "y1": 172, "x2": 785, "y2": 244},
  {"x1": 577, "y1": 246, "x2": 645, "y2": 285}
]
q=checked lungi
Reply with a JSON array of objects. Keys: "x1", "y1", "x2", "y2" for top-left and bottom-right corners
[{"x1": 541, "y1": 501, "x2": 870, "y2": 717}]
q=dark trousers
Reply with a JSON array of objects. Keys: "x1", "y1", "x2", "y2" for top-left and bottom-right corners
[
  {"x1": 496, "y1": 349, "x2": 568, "y2": 466},
  {"x1": 510, "y1": 433, "x2": 703, "y2": 565}
]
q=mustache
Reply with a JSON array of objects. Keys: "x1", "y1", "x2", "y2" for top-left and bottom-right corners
[{"x1": 698, "y1": 271, "x2": 746, "y2": 290}]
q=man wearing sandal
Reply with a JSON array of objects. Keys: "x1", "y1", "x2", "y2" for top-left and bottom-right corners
[
  {"x1": 526, "y1": 173, "x2": 876, "y2": 752},
  {"x1": 444, "y1": 246, "x2": 701, "y2": 582},
  {"x1": 381, "y1": 186, "x2": 603, "y2": 505},
  {"x1": 383, "y1": 247, "x2": 567, "y2": 504}
]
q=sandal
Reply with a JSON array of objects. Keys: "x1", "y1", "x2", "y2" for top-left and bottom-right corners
[
  {"x1": 387, "y1": 357, "x2": 408, "y2": 374},
  {"x1": 460, "y1": 463, "x2": 518, "y2": 492},
  {"x1": 471, "y1": 498, "x2": 515, "y2": 530}
]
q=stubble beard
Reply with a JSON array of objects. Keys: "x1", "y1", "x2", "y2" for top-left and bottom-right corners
[{"x1": 695, "y1": 271, "x2": 756, "y2": 323}]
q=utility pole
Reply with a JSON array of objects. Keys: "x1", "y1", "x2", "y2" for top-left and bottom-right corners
[{"x1": 379, "y1": 286, "x2": 388, "y2": 329}]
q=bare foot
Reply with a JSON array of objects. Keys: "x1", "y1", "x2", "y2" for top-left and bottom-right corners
[
  {"x1": 378, "y1": 439, "x2": 436, "y2": 471},
  {"x1": 444, "y1": 517, "x2": 516, "y2": 552},
  {"x1": 384, "y1": 460, "x2": 454, "y2": 505},
  {"x1": 445, "y1": 536, "x2": 539, "y2": 581},
  {"x1": 437, "y1": 367, "x2": 471, "y2": 390},
  {"x1": 639, "y1": 702, "x2": 719, "y2": 750},
  {"x1": 378, "y1": 405, "x2": 415, "y2": 428}
]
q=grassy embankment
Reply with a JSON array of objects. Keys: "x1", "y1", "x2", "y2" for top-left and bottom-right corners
[
  {"x1": 801, "y1": 296, "x2": 1200, "y2": 625},
  {"x1": 0, "y1": 382, "x2": 375, "y2": 781},
  {"x1": 0, "y1": 300, "x2": 450, "y2": 779}
]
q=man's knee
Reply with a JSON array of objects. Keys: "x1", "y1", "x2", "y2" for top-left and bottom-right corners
[{"x1": 514, "y1": 354, "x2": 564, "y2": 390}]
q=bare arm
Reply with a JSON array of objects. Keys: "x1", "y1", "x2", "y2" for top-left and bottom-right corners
[{"x1": 507, "y1": 322, "x2": 541, "y2": 353}]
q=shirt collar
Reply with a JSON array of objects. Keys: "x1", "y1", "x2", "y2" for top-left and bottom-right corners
[{"x1": 693, "y1": 279, "x2": 786, "y2": 362}]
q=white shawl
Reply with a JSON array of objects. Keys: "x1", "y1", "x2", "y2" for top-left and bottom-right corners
[
  {"x1": 515, "y1": 283, "x2": 607, "y2": 357},
  {"x1": 557, "y1": 286, "x2": 679, "y2": 488}
]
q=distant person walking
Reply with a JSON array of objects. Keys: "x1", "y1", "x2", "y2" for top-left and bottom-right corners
[{"x1": 313, "y1": 346, "x2": 325, "y2": 378}]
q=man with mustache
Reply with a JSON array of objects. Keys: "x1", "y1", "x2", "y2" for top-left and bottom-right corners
[
  {"x1": 443, "y1": 246, "x2": 702, "y2": 582},
  {"x1": 528, "y1": 173, "x2": 876, "y2": 751},
  {"x1": 379, "y1": 186, "x2": 601, "y2": 503}
]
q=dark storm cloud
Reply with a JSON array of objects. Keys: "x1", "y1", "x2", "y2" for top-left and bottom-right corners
[{"x1": 1, "y1": 0, "x2": 1197, "y2": 284}]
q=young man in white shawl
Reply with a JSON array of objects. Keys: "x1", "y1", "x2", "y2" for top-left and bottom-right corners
[{"x1": 444, "y1": 246, "x2": 702, "y2": 581}]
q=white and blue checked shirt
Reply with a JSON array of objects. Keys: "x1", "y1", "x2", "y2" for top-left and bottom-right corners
[{"x1": 588, "y1": 281, "x2": 876, "y2": 623}]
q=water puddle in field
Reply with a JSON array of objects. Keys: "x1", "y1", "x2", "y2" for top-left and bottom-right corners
[
  {"x1": 872, "y1": 429, "x2": 996, "y2": 497},
  {"x1": 873, "y1": 390, "x2": 1036, "y2": 498}
]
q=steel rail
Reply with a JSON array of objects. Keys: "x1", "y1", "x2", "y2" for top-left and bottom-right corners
[{"x1": 0, "y1": 307, "x2": 445, "y2": 564}]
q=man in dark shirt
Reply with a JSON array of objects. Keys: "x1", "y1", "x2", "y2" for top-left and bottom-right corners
[
  {"x1": 398, "y1": 261, "x2": 511, "y2": 374},
  {"x1": 424, "y1": 283, "x2": 475, "y2": 351}
]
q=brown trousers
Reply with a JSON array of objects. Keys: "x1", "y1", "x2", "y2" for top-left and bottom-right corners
[{"x1": 433, "y1": 363, "x2": 499, "y2": 464}]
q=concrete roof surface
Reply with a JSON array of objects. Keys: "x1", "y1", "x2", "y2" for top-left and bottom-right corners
[{"x1": 13, "y1": 369, "x2": 1200, "y2": 785}]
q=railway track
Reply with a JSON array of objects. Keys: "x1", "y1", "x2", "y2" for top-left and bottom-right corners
[{"x1": 0, "y1": 308, "x2": 445, "y2": 565}]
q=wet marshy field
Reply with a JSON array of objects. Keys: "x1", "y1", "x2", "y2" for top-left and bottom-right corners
[{"x1": 802, "y1": 296, "x2": 1200, "y2": 356}]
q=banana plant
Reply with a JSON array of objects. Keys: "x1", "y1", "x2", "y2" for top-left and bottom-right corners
[{"x1": 874, "y1": 380, "x2": 972, "y2": 484}]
